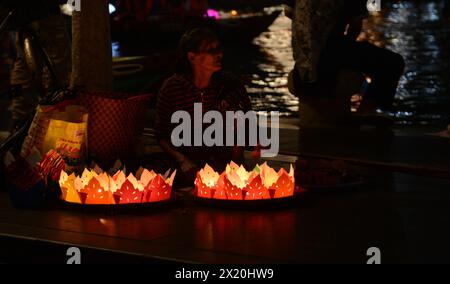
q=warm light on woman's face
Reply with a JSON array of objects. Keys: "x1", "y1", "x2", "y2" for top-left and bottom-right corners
[{"x1": 189, "y1": 40, "x2": 223, "y2": 73}]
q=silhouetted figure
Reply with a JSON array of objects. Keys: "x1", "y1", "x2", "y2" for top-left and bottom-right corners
[
  {"x1": 3, "y1": 0, "x2": 71, "y2": 131},
  {"x1": 289, "y1": 0, "x2": 405, "y2": 113}
]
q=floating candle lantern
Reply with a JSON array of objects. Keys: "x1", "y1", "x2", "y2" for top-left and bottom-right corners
[
  {"x1": 195, "y1": 162, "x2": 295, "y2": 200},
  {"x1": 59, "y1": 167, "x2": 176, "y2": 205}
]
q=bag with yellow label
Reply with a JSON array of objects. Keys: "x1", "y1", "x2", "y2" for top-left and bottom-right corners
[
  {"x1": 42, "y1": 105, "x2": 88, "y2": 172},
  {"x1": 21, "y1": 101, "x2": 88, "y2": 172}
]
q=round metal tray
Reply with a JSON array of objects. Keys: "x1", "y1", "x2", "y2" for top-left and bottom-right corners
[
  {"x1": 58, "y1": 198, "x2": 178, "y2": 214},
  {"x1": 193, "y1": 187, "x2": 308, "y2": 210}
]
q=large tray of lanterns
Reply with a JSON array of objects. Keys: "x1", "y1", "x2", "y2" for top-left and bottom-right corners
[
  {"x1": 58, "y1": 164, "x2": 177, "y2": 213},
  {"x1": 193, "y1": 162, "x2": 307, "y2": 209}
]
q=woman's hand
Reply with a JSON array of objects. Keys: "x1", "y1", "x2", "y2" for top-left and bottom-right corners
[
  {"x1": 179, "y1": 157, "x2": 199, "y2": 184},
  {"x1": 159, "y1": 139, "x2": 199, "y2": 183},
  {"x1": 180, "y1": 157, "x2": 198, "y2": 174}
]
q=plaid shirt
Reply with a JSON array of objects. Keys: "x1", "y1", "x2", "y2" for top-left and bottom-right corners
[{"x1": 155, "y1": 72, "x2": 252, "y2": 169}]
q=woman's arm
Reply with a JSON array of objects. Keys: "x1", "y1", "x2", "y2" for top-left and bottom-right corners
[
  {"x1": 155, "y1": 77, "x2": 198, "y2": 174},
  {"x1": 158, "y1": 138, "x2": 198, "y2": 173}
]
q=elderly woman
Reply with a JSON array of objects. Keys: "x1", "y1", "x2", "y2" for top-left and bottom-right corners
[{"x1": 155, "y1": 28, "x2": 252, "y2": 184}]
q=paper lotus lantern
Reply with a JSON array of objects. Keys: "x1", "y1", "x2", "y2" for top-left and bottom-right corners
[
  {"x1": 59, "y1": 167, "x2": 176, "y2": 205},
  {"x1": 195, "y1": 162, "x2": 295, "y2": 200}
]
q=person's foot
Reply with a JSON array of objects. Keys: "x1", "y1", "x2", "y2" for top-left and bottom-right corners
[
  {"x1": 350, "y1": 112, "x2": 395, "y2": 127},
  {"x1": 357, "y1": 99, "x2": 378, "y2": 114}
]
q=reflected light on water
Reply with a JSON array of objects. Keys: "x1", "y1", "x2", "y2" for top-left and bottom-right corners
[
  {"x1": 111, "y1": 2, "x2": 450, "y2": 126},
  {"x1": 250, "y1": 2, "x2": 449, "y2": 125},
  {"x1": 248, "y1": 12, "x2": 299, "y2": 117},
  {"x1": 361, "y1": 0, "x2": 450, "y2": 125}
]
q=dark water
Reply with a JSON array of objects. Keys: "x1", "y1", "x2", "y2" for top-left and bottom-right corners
[
  {"x1": 240, "y1": 2, "x2": 450, "y2": 126},
  {"x1": 115, "y1": 1, "x2": 450, "y2": 126},
  {"x1": 224, "y1": 7, "x2": 297, "y2": 117},
  {"x1": 361, "y1": 0, "x2": 450, "y2": 126}
]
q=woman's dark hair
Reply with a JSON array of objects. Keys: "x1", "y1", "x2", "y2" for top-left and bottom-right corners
[{"x1": 175, "y1": 28, "x2": 219, "y2": 74}]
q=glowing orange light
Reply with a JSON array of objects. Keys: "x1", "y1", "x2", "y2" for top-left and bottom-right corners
[
  {"x1": 195, "y1": 162, "x2": 295, "y2": 200},
  {"x1": 82, "y1": 177, "x2": 114, "y2": 205},
  {"x1": 114, "y1": 179, "x2": 143, "y2": 204},
  {"x1": 59, "y1": 167, "x2": 176, "y2": 205}
]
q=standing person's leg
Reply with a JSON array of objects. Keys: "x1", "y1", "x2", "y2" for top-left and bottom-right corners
[
  {"x1": 10, "y1": 32, "x2": 40, "y2": 131},
  {"x1": 339, "y1": 41, "x2": 405, "y2": 111},
  {"x1": 10, "y1": 14, "x2": 71, "y2": 132},
  {"x1": 35, "y1": 15, "x2": 72, "y2": 93}
]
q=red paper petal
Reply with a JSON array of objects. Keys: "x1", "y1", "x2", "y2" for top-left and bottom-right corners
[
  {"x1": 212, "y1": 174, "x2": 227, "y2": 200},
  {"x1": 271, "y1": 172, "x2": 295, "y2": 199},
  {"x1": 244, "y1": 175, "x2": 271, "y2": 200},
  {"x1": 81, "y1": 178, "x2": 113, "y2": 205},
  {"x1": 142, "y1": 184, "x2": 152, "y2": 203},
  {"x1": 148, "y1": 175, "x2": 172, "y2": 202},
  {"x1": 195, "y1": 174, "x2": 214, "y2": 199},
  {"x1": 116, "y1": 179, "x2": 143, "y2": 204},
  {"x1": 223, "y1": 175, "x2": 243, "y2": 200}
]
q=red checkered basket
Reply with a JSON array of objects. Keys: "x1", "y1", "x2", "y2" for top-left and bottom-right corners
[{"x1": 77, "y1": 92, "x2": 152, "y2": 166}]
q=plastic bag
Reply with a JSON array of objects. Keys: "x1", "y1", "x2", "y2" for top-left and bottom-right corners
[{"x1": 21, "y1": 101, "x2": 88, "y2": 172}]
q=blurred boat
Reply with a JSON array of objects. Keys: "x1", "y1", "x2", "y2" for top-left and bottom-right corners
[
  {"x1": 110, "y1": 7, "x2": 282, "y2": 43},
  {"x1": 208, "y1": 0, "x2": 288, "y2": 9}
]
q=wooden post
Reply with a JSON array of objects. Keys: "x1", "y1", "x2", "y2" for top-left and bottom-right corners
[{"x1": 71, "y1": 0, "x2": 113, "y2": 91}]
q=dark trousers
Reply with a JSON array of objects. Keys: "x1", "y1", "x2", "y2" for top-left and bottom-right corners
[
  {"x1": 10, "y1": 15, "x2": 71, "y2": 123},
  {"x1": 319, "y1": 39, "x2": 405, "y2": 109}
]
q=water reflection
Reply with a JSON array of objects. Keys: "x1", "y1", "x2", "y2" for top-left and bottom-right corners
[
  {"x1": 113, "y1": 2, "x2": 450, "y2": 126},
  {"x1": 249, "y1": 13, "x2": 298, "y2": 116},
  {"x1": 360, "y1": 0, "x2": 450, "y2": 125},
  {"x1": 223, "y1": 1, "x2": 450, "y2": 125}
]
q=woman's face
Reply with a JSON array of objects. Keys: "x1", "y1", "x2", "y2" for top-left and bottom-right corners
[{"x1": 188, "y1": 40, "x2": 223, "y2": 73}]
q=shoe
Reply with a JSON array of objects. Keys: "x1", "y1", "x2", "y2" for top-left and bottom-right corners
[{"x1": 350, "y1": 112, "x2": 395, "y2": 127}]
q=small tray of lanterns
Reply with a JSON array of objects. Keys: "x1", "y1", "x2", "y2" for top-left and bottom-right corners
[
  {"x1": 193, "y1": 162, "x2": 307, "y2": 209},
  {"x1": 58, "y1": 164, "x2": 177, "y2": 213}
]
